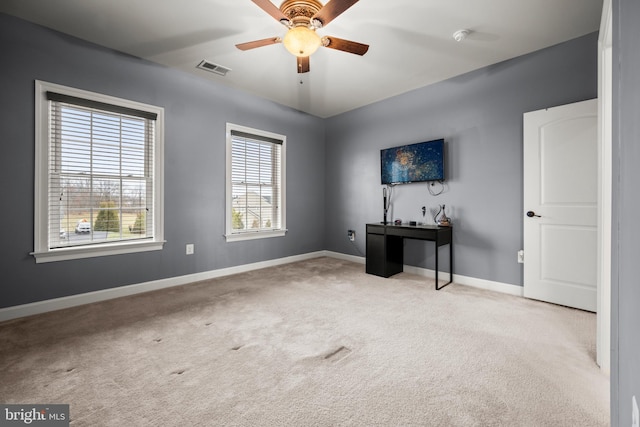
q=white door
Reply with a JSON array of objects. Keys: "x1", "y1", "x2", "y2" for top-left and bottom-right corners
[{"x1": 523, "y1": 99, "x2": 598, "y2": 312}]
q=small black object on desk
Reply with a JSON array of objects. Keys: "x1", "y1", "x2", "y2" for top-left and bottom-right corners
[
  {"x1": 366, "y1": 223, "x2": 453, "y2": 290},
  {"x1": 382, "y1": 187, "x2": 389, "y2": 224}
]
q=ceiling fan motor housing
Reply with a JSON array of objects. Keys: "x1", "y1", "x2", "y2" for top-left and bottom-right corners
[{"x1": 280, "y1": 0, "x2": 323, "y2": 27}]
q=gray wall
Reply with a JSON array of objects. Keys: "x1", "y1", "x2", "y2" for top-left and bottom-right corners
[
  {"x1": 1, "y1": 10, "x2": 630, "y2": 427},
  {"x1": 0, "y1": 14, "x2": 326, "y2": 309},
  {"x1": 324, "y1": 32, "x2": 598, "y2": 287},
  {"x1": 611, "y1": 0, "x2": 640, "y2": 425}
]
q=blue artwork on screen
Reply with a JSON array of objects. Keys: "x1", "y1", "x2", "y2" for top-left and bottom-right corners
[{"x1": 380, "y1": 139, "x2": 444, "y2": 185}]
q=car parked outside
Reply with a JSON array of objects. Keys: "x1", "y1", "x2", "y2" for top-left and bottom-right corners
[{"x1": 75, "y1": 220, "x2": 91, "y2": 234}]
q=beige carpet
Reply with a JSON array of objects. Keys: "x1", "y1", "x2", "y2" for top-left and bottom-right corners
[{"x1": 0, "y1": 257, "x2": 609, "y2": 426}]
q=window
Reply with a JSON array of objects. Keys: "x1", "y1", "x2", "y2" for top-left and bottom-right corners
[
  {"x1": 225, "y1": 123, "x2": 286, "y2": 242},
  {"x1": 33, "y1": 81, "x2": 164, "y2": 263}
]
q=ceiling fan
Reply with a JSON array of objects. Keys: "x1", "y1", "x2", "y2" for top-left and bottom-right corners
[{"x1": 236, "y1": 0, "x2": 369, "y2": 73}]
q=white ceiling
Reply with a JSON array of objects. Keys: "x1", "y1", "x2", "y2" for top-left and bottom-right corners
[{"x1": 0, "y1": 0, "x2": 603, "y2": 118}]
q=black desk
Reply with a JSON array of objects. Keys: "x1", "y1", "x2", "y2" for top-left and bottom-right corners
[{"x1": 366, "y1": 223, "x2": 453, "y2": 290}]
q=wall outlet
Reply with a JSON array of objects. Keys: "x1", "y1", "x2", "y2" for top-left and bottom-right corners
[
  {"x1": 517, "y1": 250, "x2": 524, "y2": 264},
  {"x1": 347, "y1": 230, "x2": 355, "y2": 242},
  {"x1": 633, "y1": 396, "x2": 639, "y2": 427},
  {"x1": 186, "y1": 243, "x2": 194, "y2": 255}
]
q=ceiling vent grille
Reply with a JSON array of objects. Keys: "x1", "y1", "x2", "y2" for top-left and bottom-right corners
[{"x1": 196, "y1": 60, "x2": 231, "y2": 76}]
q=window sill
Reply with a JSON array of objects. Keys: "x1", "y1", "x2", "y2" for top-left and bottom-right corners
[
  {"x1": 32, "y1": 240, "x2": 165, "y2": 263},
  {"x1": 224, "y1": 229, "x2": 287, "y2": 242}
]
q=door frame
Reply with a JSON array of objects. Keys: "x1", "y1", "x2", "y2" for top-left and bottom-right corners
[{"x1": 597, "y1": 0, "x2": 612, "y2": 375}]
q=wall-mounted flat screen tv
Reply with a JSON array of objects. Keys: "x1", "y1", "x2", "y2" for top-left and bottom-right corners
[{"x1": 380, "y1": 138, "x2": 444, "y2": 185}]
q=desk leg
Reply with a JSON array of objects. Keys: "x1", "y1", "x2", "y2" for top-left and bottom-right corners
[
  {"x1": 450, "y1": 238, "x2": 453, "y2": 284},
  {"x1": 435, "y1": 239, "x2": 439, "y2": 290},
  {"x1": 435, "y1": 240, "x2": 453, "y2": 291}
]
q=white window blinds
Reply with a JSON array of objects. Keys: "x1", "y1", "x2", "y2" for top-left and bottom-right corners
[
  {"x1": 46, "y1": 92, "x2": 156, "y2": 249},
  {"x1": 230, "y1": 130, "x2": 282, "y2": 233}
]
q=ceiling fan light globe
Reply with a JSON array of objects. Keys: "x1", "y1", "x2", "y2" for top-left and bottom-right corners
[{"x1": 283, "y1": 26, "x2": 321, "y2": 57}]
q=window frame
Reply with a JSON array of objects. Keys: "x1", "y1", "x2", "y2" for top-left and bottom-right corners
[
  {"x1": 225, "y1": 123, "x2": 287, "y2": 242},
  {"x1": 33, "y1": 80, "x2": 165, "y2": 263}
]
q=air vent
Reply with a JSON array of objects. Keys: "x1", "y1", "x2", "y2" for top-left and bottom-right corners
[{"x1": 196, "y1": 60, "x2": 231, "y2": 76}]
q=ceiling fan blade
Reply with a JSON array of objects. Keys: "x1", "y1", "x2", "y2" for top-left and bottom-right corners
[
  {"x1": 312, "y1": 0, "x2": 359, "y2": 27},
  {"x1": 322, "y1": 36, "x2": 369, "y2": 55},
  {"x1": 251, "y1": 0, "x2": 289, "y2": 23},
  {"x1": 236, "y1": 37, "x2": 281, "y2": 51},
  {"x1": 297, "y1": 56, "x2": 310, "y2": 73}
]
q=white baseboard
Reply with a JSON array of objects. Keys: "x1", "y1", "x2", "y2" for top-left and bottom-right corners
[
  {"x1": 325, "y1": 251, "x2": 524, "y2": 297},
  {"x1": 323, "y1": 251, "x2": 522, "y2": 296},
  {"x1": 450, "y1": 272, "x2": 523, "y2": 296},
  {"x1": 323, "y1": 250, "x2": 366, "y2": 264},
  {"x1": 0, "y1": 251, "x2": 326, "y2": 323},
  {"x1": 0, "y1": 250, "x2": 521, "y2": 323},
  {"x1": 402, "y1": 264, "x2": 523, "y2": 296}
]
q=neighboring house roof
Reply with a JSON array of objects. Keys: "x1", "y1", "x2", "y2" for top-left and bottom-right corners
[{"x1": 232, "y1": 192, "x2": 274, "y2": 228}]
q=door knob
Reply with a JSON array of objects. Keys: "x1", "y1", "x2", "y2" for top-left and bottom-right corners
[{"x1": 526, "y1": 211, "x2": 541, "y2": 218}]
